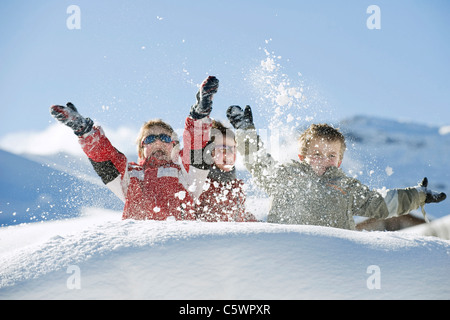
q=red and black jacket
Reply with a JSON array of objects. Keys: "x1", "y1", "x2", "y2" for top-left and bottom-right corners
[{"x1": 78, "y1": 116, "x2": 212, "y2": 220}]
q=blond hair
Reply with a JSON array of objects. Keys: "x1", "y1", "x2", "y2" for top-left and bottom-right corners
[
  {"x1": 136, "y1": 119, "x2": 179, "y2": 160},
  {"x1": 298, "y1": 123, "x2": 346, "y2": 163}
]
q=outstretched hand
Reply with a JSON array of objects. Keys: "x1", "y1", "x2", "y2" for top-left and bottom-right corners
[
  {"x1": 50, "y1": 102, "x2": 93, "y2": 136},
  {"x1": 226, "y1": 105, "x2": 254, "y2": 130},
  {"x1": 419, "y1": 177, "x2": 446, "y2": 204},
  {"x1": 190, "y1": 76, "x2": 219, "y2": 119}
]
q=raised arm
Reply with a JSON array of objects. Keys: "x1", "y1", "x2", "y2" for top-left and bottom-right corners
[
  {"x1": 50, "y1": 103, "x2": 128, "y2": 202},
  {"x1": 179, "y1": 76, "x2": 219, "y2": 199},
  {"x1": 351, "y1": 177, "x2": 446, "y2": 222},
  {"x1": 227, "y1": 105, "x2": 281, "y2": 195}
]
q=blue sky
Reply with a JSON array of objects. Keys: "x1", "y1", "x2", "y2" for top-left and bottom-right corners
[{"x1": 1, "y1": 0, "x2": 449, "y2": 140}]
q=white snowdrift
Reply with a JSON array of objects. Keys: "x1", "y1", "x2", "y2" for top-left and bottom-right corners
[
  {"x1": 400, "y1": 215, "x2": 450, "y2": 240},
  {"x1": 1, "y1": 208, "x2": 449, "y2": 300}
]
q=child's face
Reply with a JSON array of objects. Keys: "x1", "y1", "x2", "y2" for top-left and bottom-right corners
[
  {"x1": 212, "y1": 136, "x2": 236, "y2": 172},
  {"x1": 141, "y1": 126, "x2": 174, "y2": 162},
  {"x1": 304, "y1": 137, "x2": 342, "y2": 176}
]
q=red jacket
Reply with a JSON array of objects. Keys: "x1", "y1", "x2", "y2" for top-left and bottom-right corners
[
  {"x1": 195, "y1": 167, "x2": 257, "y2": 222},
  {"x1": 79, "y1": 117, "x2": 211, "y2": 221}
]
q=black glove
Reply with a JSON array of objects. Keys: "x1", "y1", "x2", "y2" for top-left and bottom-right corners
[
  {"x1": 50, "y1": 102, "x2": 94, "y2": 136},
  {"x1": 420, "y1": 177, "x2": 447, "y2": 204},
  {"x1": 190, "y1": 76, "x2": 219, "y2": 119},
  {"x1": 226, "y1": 105, "x2": 254, "y2": 130}
]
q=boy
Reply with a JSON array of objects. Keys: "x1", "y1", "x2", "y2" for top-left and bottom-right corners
[
  {"x1": 227, "y1": 105, "x2": 446, "y2": 230},
  {"x1": 49, "y1": 76, "x2": 219, "y2": 221},
  {"x1": 195, "y1": 120, "x2": 257, "y2": 222}
]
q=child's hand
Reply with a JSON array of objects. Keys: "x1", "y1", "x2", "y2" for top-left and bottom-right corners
[
  {"x1": 50, "y1": 102, "x2": 94, "y2": 136},
  {"x1": 227, "y1": 105, "x2": 254, "y2": 130},
  {"x1": 419, "y1": 177, "x2": 447, "y2": 203},
  {"x1": 190, "y1": 76, "x2": 219, "y2": 119}
]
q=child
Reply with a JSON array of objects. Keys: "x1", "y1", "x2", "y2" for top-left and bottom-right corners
[
  {"x1": 226, "y1": 105, "x2": 446, "y2": 230},
  {"x1": 195, "y1": 120, "x2": 257, "y2": 222},
  {"x1": 49, "y1": 76, "x2": 219, "y2": 221}
]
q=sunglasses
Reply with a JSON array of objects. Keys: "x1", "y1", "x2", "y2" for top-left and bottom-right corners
[{"x1": 142, "y1": 134, "x2": 174, "y2": 145}]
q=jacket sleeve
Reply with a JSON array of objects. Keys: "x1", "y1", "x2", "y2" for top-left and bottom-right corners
[
  {"x1": 78, "y1": 126, "x2": 129, "y2": 202},
  {"x1": 178, "y1": 116, "x2": 213, "y2": 200},
  {"x1": 383, "y1": 187, "x2": 426, "y2": 217},
  {"x1": 347, "y1": 180, "x2": 390, "y2": 219},
  {"x1": 234, "y1": 128, "x2": 281, "y2": 195},
  {"x1": 349, "y1": 179, "x2": 426, "y2": 219}
]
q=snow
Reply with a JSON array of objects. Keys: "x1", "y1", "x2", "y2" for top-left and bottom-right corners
[
  {"x1": 1, "y1": 114, "x2": 450, "y2": 299},
  {"x1": 1, "y1": 207, "x2": 449, "y2": 300},
  {"x1": 1, "y1": 53, "x2": 449, "y2": 300}
]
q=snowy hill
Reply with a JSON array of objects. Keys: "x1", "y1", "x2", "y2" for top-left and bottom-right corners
[
  {"x1": 1, "y1": 209, "x2": 449, "y2": 300},
  {"x1": 1, "y1": 115, "x2": 450, "y2": 301},
  {"x1": 0, "y1": 149, "x2": 123, "y2": 226}
]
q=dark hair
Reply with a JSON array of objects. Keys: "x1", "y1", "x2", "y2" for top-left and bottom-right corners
[{"x1": 211, "y1": 120, "x2": 235, "y2": 143}]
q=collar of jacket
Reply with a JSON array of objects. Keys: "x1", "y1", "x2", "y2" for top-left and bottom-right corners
[{"x1": 207, "y1": 165, "x2": 236, "y2": 183}]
